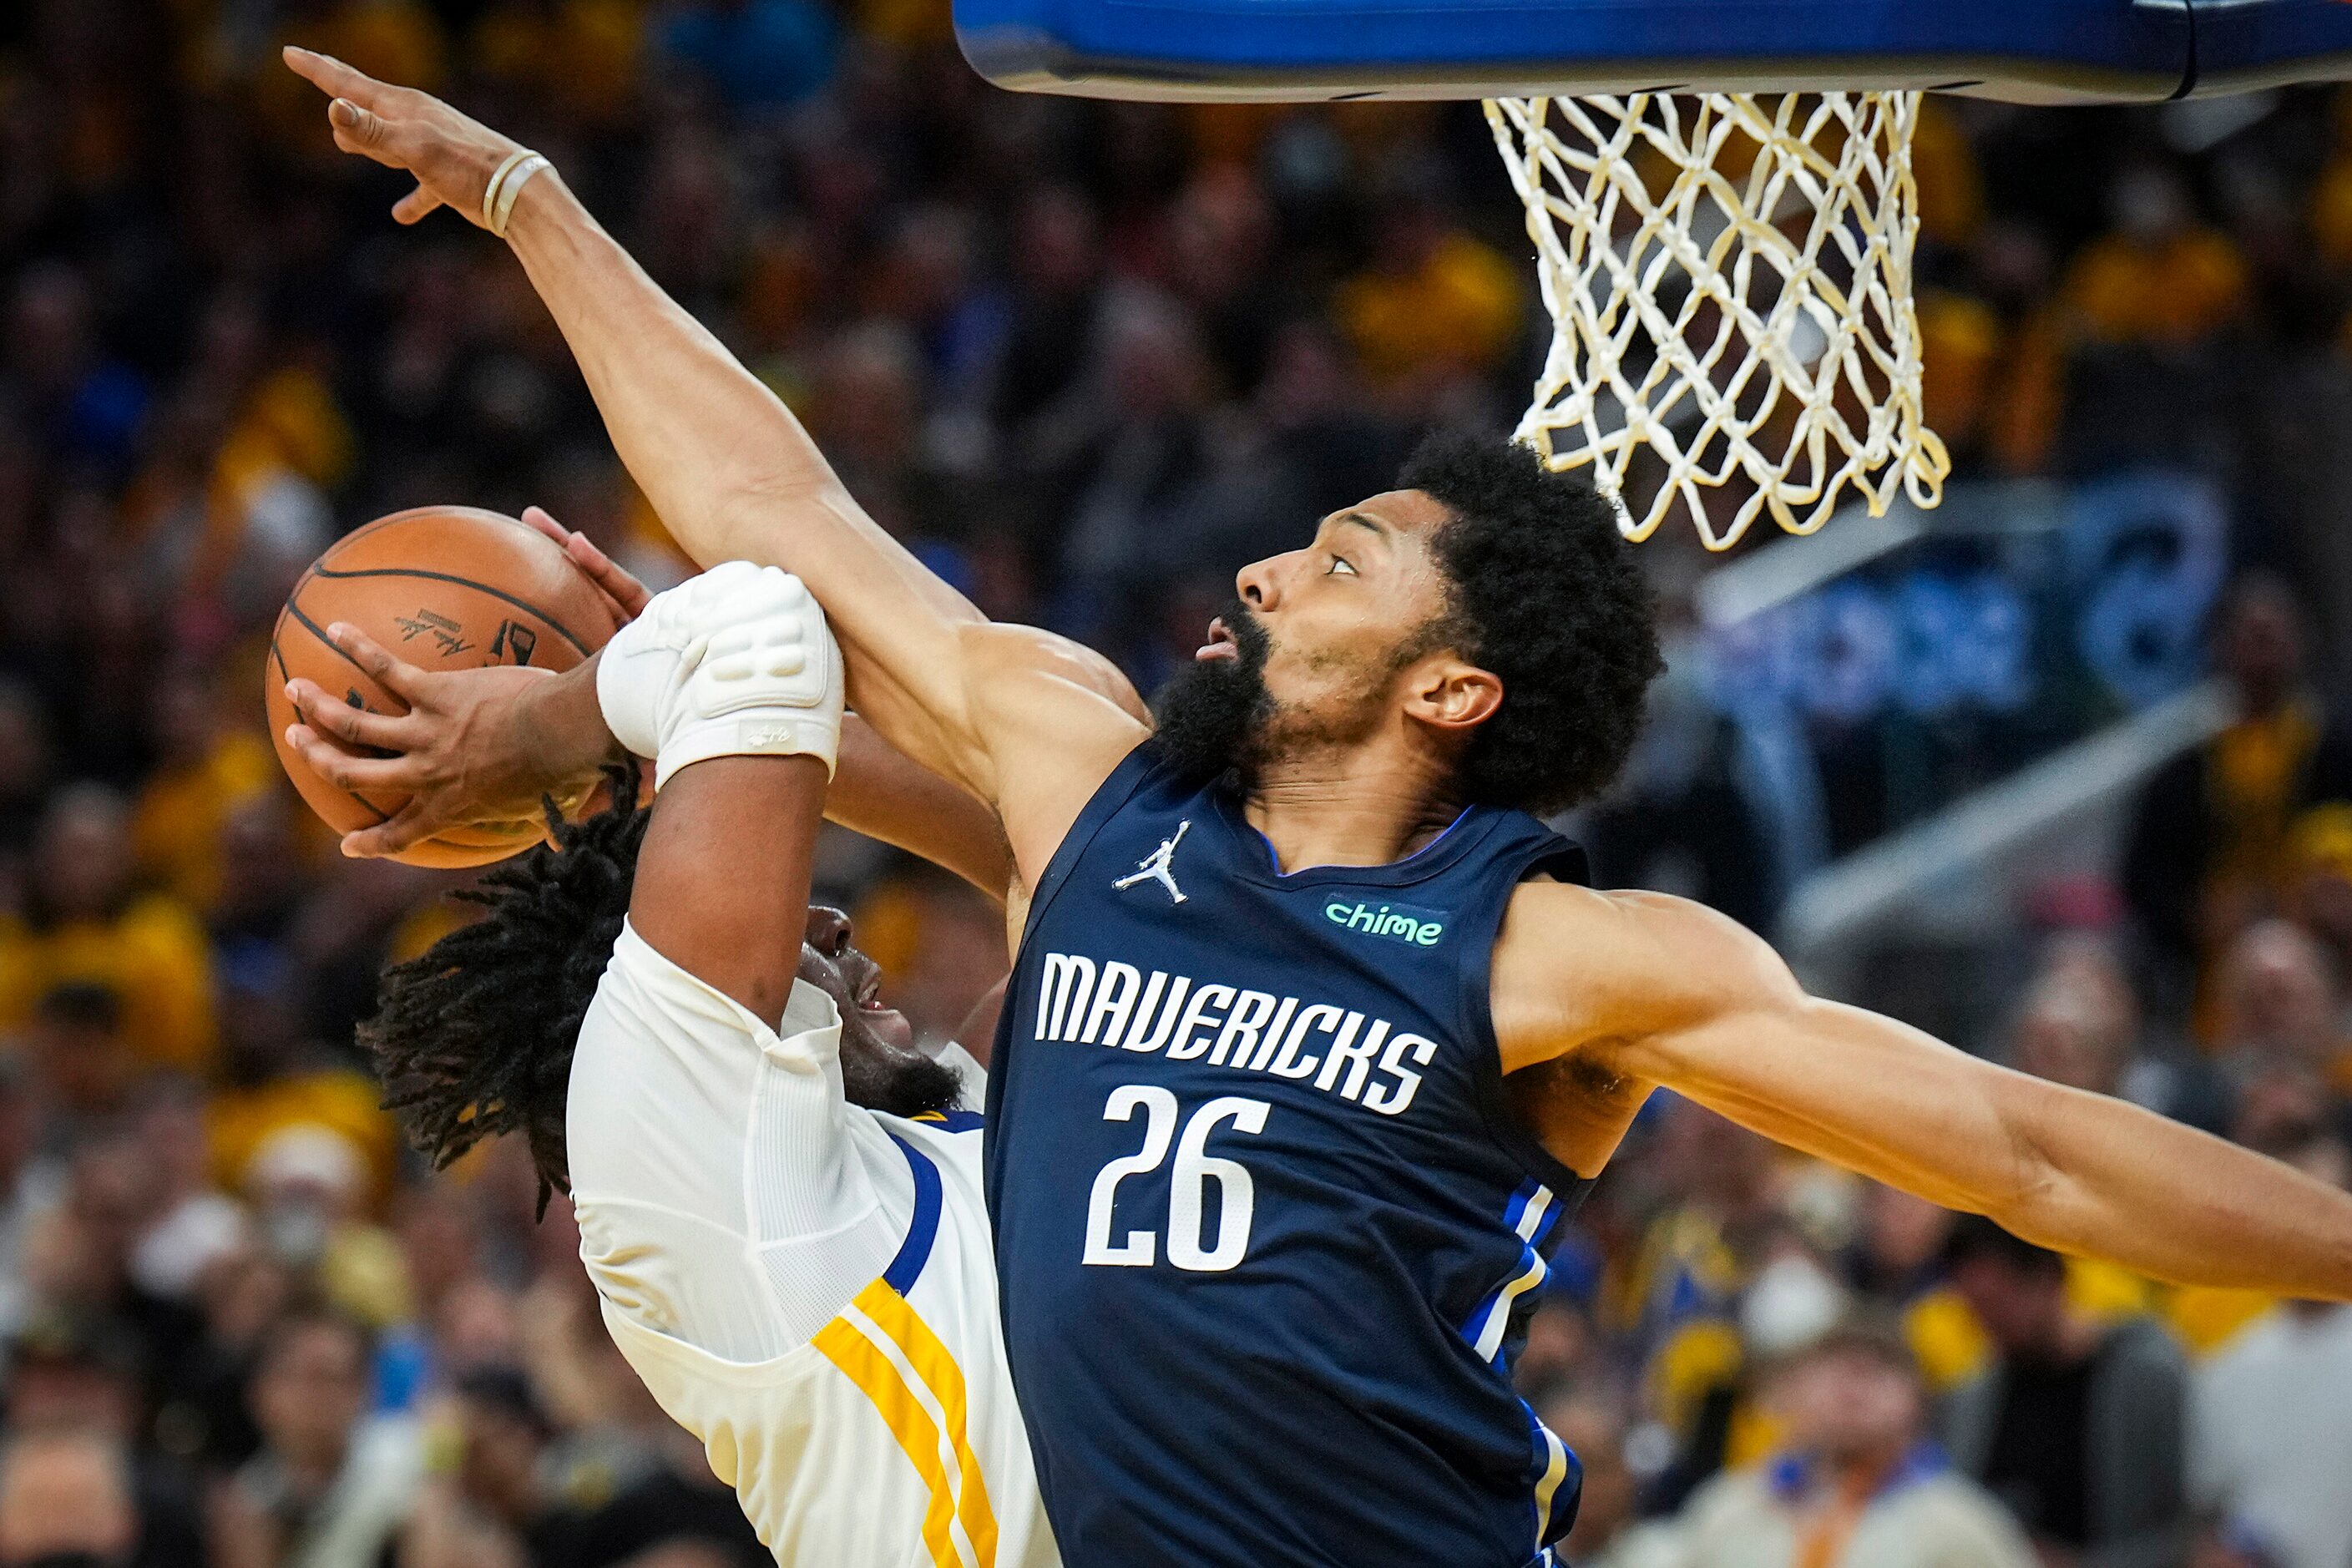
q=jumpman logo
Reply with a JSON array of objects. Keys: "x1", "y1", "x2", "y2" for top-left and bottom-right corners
[{"x1": 1114, "y1": 821, "x2": 1191, "y2": 904}]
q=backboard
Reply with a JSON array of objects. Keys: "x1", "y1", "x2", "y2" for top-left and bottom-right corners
[{"x1": 955, "y1": 0, "x2": 2352, "y2": 108}]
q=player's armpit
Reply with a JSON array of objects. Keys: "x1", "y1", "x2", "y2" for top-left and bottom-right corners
[
  {"x1": 1513, "y1": 887, "x2": 2352, "y2": 1299},
  {"x1": 844, "y1": 617, "x2": 1150, "y2": 891}
]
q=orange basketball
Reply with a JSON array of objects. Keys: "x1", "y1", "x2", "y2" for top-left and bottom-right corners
[{"x1": 265, "y1": 507, "x2": 622, "y2": 868}]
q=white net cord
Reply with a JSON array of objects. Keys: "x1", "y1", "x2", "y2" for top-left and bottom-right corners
[{"x1": 1486, "y1": 92, "x2": 1950, "y2": 549}]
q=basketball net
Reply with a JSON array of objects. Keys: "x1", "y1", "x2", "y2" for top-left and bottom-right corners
[{"x1": 1486, "y1": 92, "x2": 1950, "y2": 549}]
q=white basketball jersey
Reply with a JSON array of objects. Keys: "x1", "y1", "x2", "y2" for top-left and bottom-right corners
[{"x1": 568, "y1": 924, "x2": 1056, "y2": 1568}]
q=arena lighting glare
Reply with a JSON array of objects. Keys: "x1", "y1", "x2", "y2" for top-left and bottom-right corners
[{"x1": 948, "y1": 0, "x2": 2352, "y2": 547}]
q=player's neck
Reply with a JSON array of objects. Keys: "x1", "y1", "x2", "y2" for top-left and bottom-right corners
[{"x1": 1242, "y1": 743, "x2": 1465, "y2": 873}]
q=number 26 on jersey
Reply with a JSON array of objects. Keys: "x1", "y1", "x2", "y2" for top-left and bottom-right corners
[{"x1": 1083, "y1": 1085, "x2": 1268, "y2": 1272}]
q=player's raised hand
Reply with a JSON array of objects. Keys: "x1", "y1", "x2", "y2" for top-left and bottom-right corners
[
  {"x1": 283, "y1": 622, "x2": 615, "y2": 857},
  {"x1": 281, "y1": 46, "x2": 525, "y2": 229}
]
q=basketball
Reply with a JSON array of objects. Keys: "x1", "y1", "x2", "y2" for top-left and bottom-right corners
[{"x1": 265, "y1": 507, "x2": 622, "y2": 868}]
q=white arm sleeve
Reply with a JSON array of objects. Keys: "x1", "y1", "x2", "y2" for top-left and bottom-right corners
[{"x1": 566, "y1": 921, "x2": 917, "y2": 1361}]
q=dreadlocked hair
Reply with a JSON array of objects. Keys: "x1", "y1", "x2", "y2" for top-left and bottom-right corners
[{"x1": 360, "y1": 766, "x2": 645, "y2": 1216}]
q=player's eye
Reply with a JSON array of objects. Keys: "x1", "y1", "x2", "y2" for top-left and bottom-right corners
[{"x1": 1327, "y1": 555, "x2": 1357, "y2": 577}]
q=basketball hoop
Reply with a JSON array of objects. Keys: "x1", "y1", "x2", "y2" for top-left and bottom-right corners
[
  {"x1": 1486, "y1": 93, "x2": 1950, "y2": 550},
  {"x1": 959, "y1": 0, "x2": 2352, "y2": 547}
]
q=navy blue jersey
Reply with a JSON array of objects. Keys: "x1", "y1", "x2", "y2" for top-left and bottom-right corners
[{"x1": 984, "y1": 742, "x2": 1595, "y2": 1568}]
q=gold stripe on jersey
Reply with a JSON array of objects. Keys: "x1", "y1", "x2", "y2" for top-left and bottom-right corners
[
  {"x1": 853, "y1": 1277, "x2": 1001, "y2": 1568},
  {"x1": 1532, "y1": 1420, "x2": 1570, "y2": 1549},
  {"x1": 811, "y1": 1314, "x2": 964, "y2": 1568}
]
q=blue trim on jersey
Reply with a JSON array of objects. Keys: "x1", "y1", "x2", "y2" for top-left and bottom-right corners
[
  {"x1": 1461, "y1": 1180, "x2": 1573, "y2": 1371},
  {"x1": 910, "y1": 1108, "x2": 987, "y2": 1134},
  {"x1": 1507, "y1": 1181, "x2": 1566, "y2": 1252},
  {"x1": 1490, "y1": 1250, "x2": 1551, "y2": 1375},
  {"x1": 882, "y1": 1133, "x2": 943, "y2": 1297},
  {"x1": 1527, "y1": 1191, "x2": 1563, "y2": 1251},
  {"x1": 1211, "y1": 783, "x2": 1500, "y2": 892},
  {"x1": 1440, "y1": 1180, "x2": 1578, "y2": 1558},
  {"x1": 1461, "y1": 1182, "x2": 1545, "y2": 1361}
]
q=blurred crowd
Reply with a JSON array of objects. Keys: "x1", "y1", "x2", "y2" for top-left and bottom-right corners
[{"x1": 5, "y1": 1, "x2": 2352, "y2": 1565}]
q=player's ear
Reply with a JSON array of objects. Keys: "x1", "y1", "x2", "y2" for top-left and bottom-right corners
[{"x1": 1404, "y1": 658, "x2": 1502, "y2": 734}]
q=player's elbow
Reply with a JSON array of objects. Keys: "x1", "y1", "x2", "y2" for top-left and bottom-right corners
[
  {"x1": 1972, "y1": 1072, "x2": 2096, "y2": 1249},
  {"x1": 700, "y1": 471, "x2": 855, "y2": 564}
]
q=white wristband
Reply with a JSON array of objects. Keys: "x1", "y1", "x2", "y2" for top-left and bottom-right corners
[
  {"x1": 481, "y1": 149, "x2": 530, "y2": 225},
  {"x1": 483, "y1": 149, "x2": 550, "y2": 237}
]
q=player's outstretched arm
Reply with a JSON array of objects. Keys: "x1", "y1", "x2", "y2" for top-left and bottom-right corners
[
  {"x1": 1512, "y1": 886, "x2": 2352, "y2": 1298},
  {"x1": 279, "y1": 48, "x2": 1146, "y2": 877}
]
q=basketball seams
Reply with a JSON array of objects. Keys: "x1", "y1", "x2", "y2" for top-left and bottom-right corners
[
  {"x1": 273, "y1": 604, "x2": 395, "y2": 825},
  {"x1": 280, "y1": 596, "x2": 367, "y2": 676},
  {"x1": 307, "y1": 565, "x2": 594, "y2": 655}
]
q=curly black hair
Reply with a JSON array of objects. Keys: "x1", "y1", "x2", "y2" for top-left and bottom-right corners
[
  {"x1": 360, "y1": 770, "x2": 645, "y2": 1216},
  {"x1": 1404, "y1": 431, "x2": 1663, "y2": 816}
]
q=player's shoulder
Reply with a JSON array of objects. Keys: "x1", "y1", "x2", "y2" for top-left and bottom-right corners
[
  {"x1": 1504, "y1": 879, "x2": 1763, "y2": 961},
  {"x1": 961, "y1": 620, "x2": 1152, "y2": 871},
  {"x1": 1495, "y1": 881, "x2": 1789, "y2": 1045},
  {"x1": 965, "y1": 620, "x2": 1151, "y2": 726}
]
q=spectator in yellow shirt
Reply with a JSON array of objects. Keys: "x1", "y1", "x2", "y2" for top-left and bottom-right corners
[
  {"x1": 2061, "y1": 164, "x2": 2249, "y2": 347},
  {"x1": 132, "y1": 665, "x2": 281, "y2": 913},
  {"x1": 1336, "y1": 164, "x2": 1526, "y2": 396},
  {"x1": 0, "y1": 787, "x2": 216, "y2": 1077},
  {"x1": 205, "y1": 968, "x2": 397, "y2": 1214}
]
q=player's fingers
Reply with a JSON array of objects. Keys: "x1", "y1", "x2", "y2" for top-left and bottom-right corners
[
  {"x1": 391, "y1": 183, "x2": 443, "y2": 225},
  {"x1": 522, "y1": 505, "x2": 652, "y2": 620},
  {"x1": 563, "y1": 533, "x2": 653, "y2": 620},
  {"x1": 519, "y1": 505, "x2": 628, "y2": 625},
  {"x1": 325, "y1": 623, "x2": 427, "y2": 701},
  {"x1": 518, "y1": 505, "x2": 569, "y2": 548},
  {"x1": 285, "y1": 725, "x2": 417, "y2": 797},
  {"x1": 282, "y1": 48, "x2": 391, "y2": 111},
  {"x1": 342, "y1": 799, "x2": 433, "y2": 860},
  {"x1": 285, "y1": 678, "x2": 417, "y2": 751},
  {"x1": 326, "y1": 98, "x2": 417, "y2": 173}
]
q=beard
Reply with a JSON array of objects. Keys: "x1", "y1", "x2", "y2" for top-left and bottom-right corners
[
  {"x1": 840, "y1": 1024, "x2": 967, "y2": 1119},
  {"x1": 1150, "y1": 599, "x2": 1277, "y2": 788},
  {"x1": 1152, "y1": 599, "x2": 1409, "y2": 790}
]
